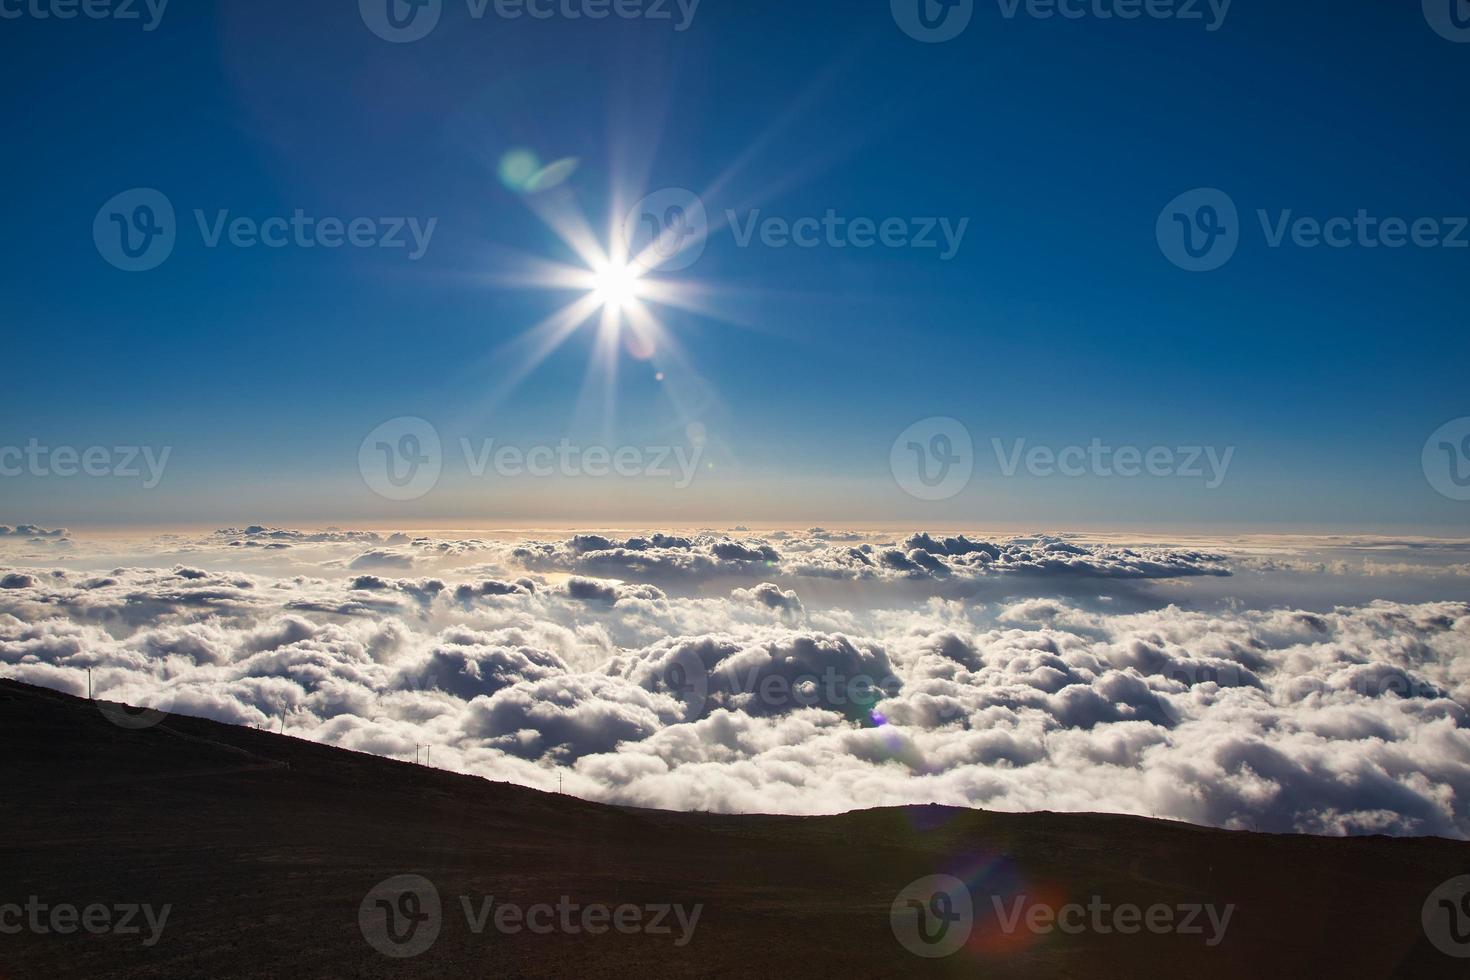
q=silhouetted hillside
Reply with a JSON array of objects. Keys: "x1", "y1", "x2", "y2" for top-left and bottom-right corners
[{"x1": 1, "y1": 679, "x2": 1466, "y2": 978}]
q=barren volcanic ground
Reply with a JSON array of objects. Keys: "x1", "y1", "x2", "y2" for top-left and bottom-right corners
[{"x1": 2, "y1": 679, "x2": 1467, "y2": 978}]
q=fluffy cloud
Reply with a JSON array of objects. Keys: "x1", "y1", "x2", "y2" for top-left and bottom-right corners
[
  {"x1": 503, "y1": 530, "x2": 1230, "y2": 586},
  {"x1": 218, "y1": 525, "x2": 387, "y2": 546},
  {"x1": 733, "y1": 582, "x2": 804, "y2": 617},
  {"x1": 1, "y1": 529, "x2": 1467, "y2": 838},
  {"x1": 0, "y1": 525, "x2": 67, "y2": 539}
]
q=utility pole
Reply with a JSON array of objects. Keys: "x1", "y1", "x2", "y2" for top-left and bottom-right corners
[{"x1": 87, "y1": 668, "x2": 92, "y2": 700}]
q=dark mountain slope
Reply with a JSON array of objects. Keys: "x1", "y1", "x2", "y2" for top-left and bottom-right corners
[{"x1": 1, "y1": 679, "x2": 1466, "y2": 978}]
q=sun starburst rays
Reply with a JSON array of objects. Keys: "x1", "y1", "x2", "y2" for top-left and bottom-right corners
[{"x1": 468, "y1": 184, "x2": 717, "y2": 428}]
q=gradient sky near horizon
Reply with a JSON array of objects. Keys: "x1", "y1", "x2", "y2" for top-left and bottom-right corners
[{"x1": 2, "y1": 0, "x2": 1468, "y2": 530}]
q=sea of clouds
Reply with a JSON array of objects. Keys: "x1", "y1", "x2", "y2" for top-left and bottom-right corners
[{"x1": 1, "y1": 525, "x2": 1467, "y2": 837}]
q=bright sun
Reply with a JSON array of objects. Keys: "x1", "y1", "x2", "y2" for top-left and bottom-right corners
[
  {"x1": 588, "y1": 261, "x2": 644, "y2": 311},
  {"x1": 483, "y1": 197, "x2": 713, "y2": 400}
]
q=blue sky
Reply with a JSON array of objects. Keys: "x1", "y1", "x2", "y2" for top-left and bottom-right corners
[{"x1": 2, "y1": 0, "x2": 1468, "y2": 529}]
